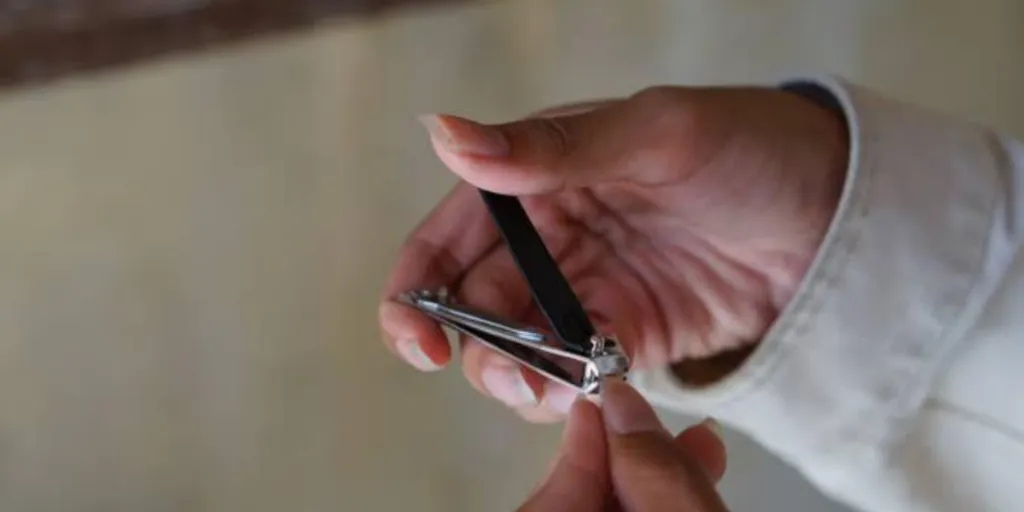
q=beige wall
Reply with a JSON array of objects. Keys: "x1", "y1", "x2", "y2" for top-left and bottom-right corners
[{"x1": 0, "y1": 1, "x2": 1020, "y2": 510}]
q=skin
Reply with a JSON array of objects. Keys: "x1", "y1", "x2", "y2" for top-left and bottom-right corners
[
  {"x1": 379, "y1": 84, "x2": 848, "y2": 422},
  {"x1": 518, "y1": 379, "x2": 729, "y2": 511}
]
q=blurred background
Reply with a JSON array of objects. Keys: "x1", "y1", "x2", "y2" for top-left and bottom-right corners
[{"x1": 0, "y1": 0, "x2": 1022, "y2": 510}]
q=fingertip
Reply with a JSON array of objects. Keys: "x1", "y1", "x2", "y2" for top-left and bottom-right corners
[
  {"x1": 433, "y1": 147, "x2": 556, "y2": 196},
  {"x1": 419, "y1": 114, "x2": 510, "y2": 158},
  {"x1": 516, "y1": 379, "x2": 603, "y2": 424},
  {"x1": 422, "y1": 116, "x2": 570, "y2": 196},
  {"x1": 565, "y1": 396, "x2": 603, "y2": 432},
  {"x1": 379, "y1": 300, "x2": 451, "y2": 370},
  {"x1": 395, "y1": 338, "x2": 444, "y2": 372},
  {"x1": 476, "y1": 360, "x2": 541, "y2": 408},
  {"x1": 674, "y1": 418, "x2": 728, "y2": 483},
  {"x1": 700, "y1": 417, "x2": 724, "y2": 437},
  {"x1": 558, "y1": 398, "x2": 607, "y2": 473},
  {"x1": 377, "y1": 299, "x2": 415, "y2": 333},
  {"x1": 540, "y1": 381, "x2": 581, "y2": 416},
  {"x1": 461, "y1": 341, "x2": 514, "y2": 399},
  {"x1": 599, "y1": 379, "x2": 666, "y2": 436},
  {"x1": 518, "y1": 367, "x2": 548, "y2": 405}
]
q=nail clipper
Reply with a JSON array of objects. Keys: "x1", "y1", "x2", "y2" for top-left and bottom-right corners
[{"x1": 400, "y1": 190, "x2": 630, "y2": 394}]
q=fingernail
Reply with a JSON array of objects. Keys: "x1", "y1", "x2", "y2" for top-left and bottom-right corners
[
  {"x1": 418, "y1": 114, "x2": 510, "y2": 157},
  {"x1": 699, "y1": 417, "x2": 723, "y2": 437},
  {"x1": 482, "y1": 366, "x2": 538, "y2": 406},
  {"x1": 542, "y1": 382, "x2": 580, "y2": 414},
  {"x1": 600, "y1": 379, "x2": 664, "y2": 435},
  {"x1": 396, "y1": 339, "x2": 441, "y2": 372}
]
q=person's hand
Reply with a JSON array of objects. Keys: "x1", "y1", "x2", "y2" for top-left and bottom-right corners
[
  {"x1": 379, "y1": 85, "x2": 848, "y2": 421},
  {"x1": 518, "y1": 379, "x2": 729, "y2": 512}
]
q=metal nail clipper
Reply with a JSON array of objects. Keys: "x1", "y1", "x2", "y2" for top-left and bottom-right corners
[{"x1": 400, "y1": 190, "x2": 630, "y2": 395}]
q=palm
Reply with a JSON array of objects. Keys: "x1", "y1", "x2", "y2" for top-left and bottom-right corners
[
  {"x1": 463, "y1": 178, "x2": 793, "y2": 372},
  {"x1": 382, "y1": 85, "x2": 846, "y2": 420}
]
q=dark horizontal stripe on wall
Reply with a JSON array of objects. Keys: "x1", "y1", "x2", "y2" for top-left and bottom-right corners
[{"x1": 0, "y1": 0, "x2": 466, "y2": 91}]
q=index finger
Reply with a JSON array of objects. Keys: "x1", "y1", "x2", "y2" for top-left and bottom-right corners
[
  {"x1": 379, "y1": 182, "x2": 500, "y2": 370},
  {"x1": 517, "y1": 399, "x2": 610, "y2": 512}
]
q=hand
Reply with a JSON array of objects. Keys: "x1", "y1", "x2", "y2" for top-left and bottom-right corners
[
  {"x1": 379, "y1": 85, "x2": 848, "y2": 421},
  {"x1": 518, "y1": 380, "x2": 729, "y2": 512}
]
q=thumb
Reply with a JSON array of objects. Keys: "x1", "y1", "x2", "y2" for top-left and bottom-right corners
[
  {"x1": 419, "y1": 87, "x2": 702, "y2": 195},
  {"x1": 600, "y1": 380, "x2": 729, "y2": 512}
]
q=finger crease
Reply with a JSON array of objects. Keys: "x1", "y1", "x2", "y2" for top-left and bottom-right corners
[{"x1": 536, "y1": 117, "x2": 573, "y2": 158}]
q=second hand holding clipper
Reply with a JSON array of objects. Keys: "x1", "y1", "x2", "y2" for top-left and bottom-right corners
[{"x1": 400, "y1": 190, "x2": 630, "y2": 395}]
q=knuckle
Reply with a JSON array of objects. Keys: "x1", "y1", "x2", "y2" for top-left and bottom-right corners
[
  {"x1": 630, "y1": 85, "x2": 684, "y2": 107},
  {"x1": 630, "y1": 86, "x2": 696, "y2": 125},
  {"x1": 528, "y1": 98, "x2": 611, "y2": 118},
  {"x1": 531, "y1": 117, "x2": 576, "y2": 158},
  {"x1": 628, "y1": 86, "x2": 694, "y2": 122},
  {"x1": 628, "y1": 86, "x2": 704, "y2": 167}
]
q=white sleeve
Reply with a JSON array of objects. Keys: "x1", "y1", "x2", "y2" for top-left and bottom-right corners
[{"x1": 630, "y1": 75, "x2": 1024, "y2": 512}]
